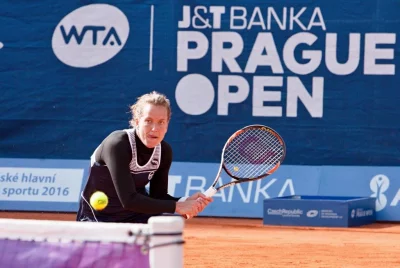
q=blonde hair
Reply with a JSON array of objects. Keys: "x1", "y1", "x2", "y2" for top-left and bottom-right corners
[{"x1": 129, "y1": 91, "x2": 172, "y2": 127}]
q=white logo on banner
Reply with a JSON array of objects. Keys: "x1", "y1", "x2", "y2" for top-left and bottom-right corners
[
  {"x1": 52, "y1": 4, "x2": 130, "y2": 68},
  {"x1": 267, "y1": 208, "x2": 303, "y2": 217},
  {"x1": 370, "y1": 174, "x2": 390, "y2": 211},
  {"x1": 175, "y1": 6, "x2": 396, "y2": 118},
  {"x1": 306, "y1": 210, "x2": 318, "y2": 218}
]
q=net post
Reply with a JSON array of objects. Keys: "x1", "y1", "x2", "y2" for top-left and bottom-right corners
[{"x1": 148, "y1": 216, "x2": 184, "y2": 268}]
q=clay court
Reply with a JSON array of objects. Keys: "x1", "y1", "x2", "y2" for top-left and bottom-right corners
[{"x1": 1, "y1": 212, "x2": 399, "y2": 268}]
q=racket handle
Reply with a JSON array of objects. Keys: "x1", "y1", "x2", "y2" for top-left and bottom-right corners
[
  {"x1": 183, "y1": 187, "x2": 217, "y2": 219},
  {"x1": 203, "y1": 187, "x2": 217, "y2": 197}
]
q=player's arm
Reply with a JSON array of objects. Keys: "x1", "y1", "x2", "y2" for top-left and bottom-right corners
[
  {"x1": 149, "y1": 141, "x2": 214, "y2": 216},
  {"x1": 149, "y1": 141, "x2": 182, "y2": 201},
  {"x1": 148, "y1": 142, "x2": 210, "y2": 217},
  {"x1": 100, "y1": 132, "x2": 177, "y2": 214}
]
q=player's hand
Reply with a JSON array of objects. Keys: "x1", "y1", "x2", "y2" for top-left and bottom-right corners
[
  {"x1": 179, "y1": 193, "x2": 213, "y2": 219},
  {"x1": 187, "y1": 192, "x2": 214, "y2": 209},
  {"x1": 175, "y1": 200, "x2": 203, "y2": 218}
]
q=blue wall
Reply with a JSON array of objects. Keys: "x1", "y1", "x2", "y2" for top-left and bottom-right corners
[{"x1": 0, "y1": 1, "x2": 399, "y2": 221}]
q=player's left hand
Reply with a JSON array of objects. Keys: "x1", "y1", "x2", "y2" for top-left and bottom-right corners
[{"x1": 187, "y1": 192, "x2": 213, "y2": 211}]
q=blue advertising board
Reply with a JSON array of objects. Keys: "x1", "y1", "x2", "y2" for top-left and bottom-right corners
[
  {"x1": 0, "y1": 1, "x2": 400, "y2": 221},
  {"x1": 1, "y1": 158, "x2": 400, "y2": 222},
  {"x1": 263, "y1": 196, "x2": 376, "y2": 227},
  {"x1": 0, "y1": 159, "x2": 89, "y2": 212}
]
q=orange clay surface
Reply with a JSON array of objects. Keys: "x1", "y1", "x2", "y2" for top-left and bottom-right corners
[{"x1": 0, "y1": 212, "x2": 399, "y2": 268}]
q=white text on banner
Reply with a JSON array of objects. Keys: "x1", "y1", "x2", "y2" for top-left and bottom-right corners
[{"x1": 0, "y1": 168, "x2": 84, "y2": 202}]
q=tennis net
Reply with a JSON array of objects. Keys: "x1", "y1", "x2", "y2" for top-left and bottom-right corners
[{"x1": 0, "y1": 216, "x2": 184, "y2": 268}]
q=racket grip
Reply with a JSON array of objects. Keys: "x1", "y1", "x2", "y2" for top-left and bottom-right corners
[
  {"x1": 183, "y1": 187, "x2": 217, "y2": 219},
  {"x1": 203, "y1": 187, "x2": 217, "y2": 197}
]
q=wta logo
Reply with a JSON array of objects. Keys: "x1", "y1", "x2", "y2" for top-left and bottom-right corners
[
  {"x1": 52, "y1": 4, "x2": 130, "y2": 68},
  {"x1": 370, "y1": 174, "x2": 390, "y2": 211}
]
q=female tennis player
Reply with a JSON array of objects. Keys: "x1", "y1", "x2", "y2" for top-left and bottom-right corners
[{"x1": 76, "y1": 91, "x2": 213, "y2": 223}]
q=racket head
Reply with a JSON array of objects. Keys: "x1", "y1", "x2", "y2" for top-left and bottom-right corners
[{"x1": 221, "y1": 125, "x2": 286, "y2": 181}]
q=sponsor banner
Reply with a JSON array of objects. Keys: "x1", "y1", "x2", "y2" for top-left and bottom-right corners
[
  {"x1": 1, "y1": 158, "x2": 399, "y2": 222},
  {"x1": 168, "y1": 162, "x2": 320, "y2": 217},
  {"x1": 0, "y1": 159, "x2": 88, "y2": 212},
  {"x1": 168, "y1": 163, "x2": 399, "y2": 221},
  {"x1": 263, "y1": 196, "x2": 376, "y2": 227},
  {"x1": 0, "y1": 0, "x2": 399, "y2": 170},
  {"x1": 318, "y1": 166, "x2": 400, "y2": 222},
  {"x1": 0, "y1": 167, "x2": 83, "y2": 202}
]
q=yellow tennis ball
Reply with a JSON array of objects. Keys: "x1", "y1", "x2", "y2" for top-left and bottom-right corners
[
  {"x1": 234, "y1": 166, "x2": 239, "y2": 172},
  {"x1": 90, "y1": 191, "x2": 108, "y2": 211}
]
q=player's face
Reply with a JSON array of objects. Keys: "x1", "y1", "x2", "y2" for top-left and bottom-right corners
[{"x1": 136, "y1": 103, "x2": 169, "y2": 148}]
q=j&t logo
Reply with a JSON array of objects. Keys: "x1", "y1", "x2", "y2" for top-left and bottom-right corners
[{"x1": 370, "y1": 174, "x2": 390, "y2": 211}]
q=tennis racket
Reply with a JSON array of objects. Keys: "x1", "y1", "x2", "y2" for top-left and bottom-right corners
[{"x1": 184, "y1": 124, "x2": 286, "y2": 219}]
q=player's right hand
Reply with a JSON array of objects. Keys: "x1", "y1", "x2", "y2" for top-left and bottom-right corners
[
  {"x1": 187, "y1": 192, "x2": 214, "y2": 206},
  {"x1": 175, "y1": 199, "x2": 205, "y2": 218}
]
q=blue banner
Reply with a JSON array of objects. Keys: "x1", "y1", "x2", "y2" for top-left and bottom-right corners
[
  {"x1": 0, "y1": 0, "x2": 399, "y2": 167},
  {"x1": 0, "y1": 1, "x2": 400, "y2": 221},
  {"x1": 0, "y1": 159, "x2": 88, "y2": 211},
  {"x1": 263, "y1": 196, "x2": 376, "y2": 227},
  {"x1": 1, "y1": 158, "x2": 399, "y2": 222},
  {"x1": 169, "y1": 163, "x2": 400, "y2": 221}
]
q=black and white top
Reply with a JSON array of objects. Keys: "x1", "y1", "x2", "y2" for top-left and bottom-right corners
[
  {"x1": 122, "y1": 128, "x2": 161, "y2": 185},
  {"x1": 76, "y1": 128, "x2": 180, "y2": 222}
]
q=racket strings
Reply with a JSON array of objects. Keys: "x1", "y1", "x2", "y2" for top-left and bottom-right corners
[
  {"x1": 224, "y1": 128, "x2": 284, "y2": 179},
  {"x1": 226, "y1": 142, "x2": 281, "y2": 177},
  {"x1": 233, "y1": 134, "x2": 280, "y2": 176}
]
